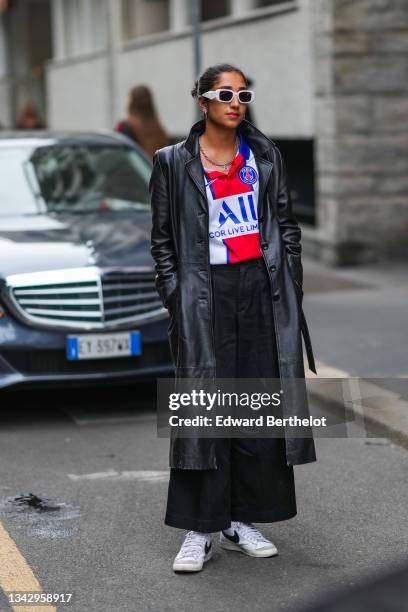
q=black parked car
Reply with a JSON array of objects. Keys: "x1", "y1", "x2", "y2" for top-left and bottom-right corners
[{"x1": 0, "y1": 131, "x2": 173, "y2": 389}]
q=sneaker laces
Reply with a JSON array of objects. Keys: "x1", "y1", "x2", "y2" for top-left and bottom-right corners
[
  {"x1": 232, "y1": 521, "x2": 270, "y2": 544},
  {"x1": 176, "y1": 531, "x2": 210, "y2": 561}
]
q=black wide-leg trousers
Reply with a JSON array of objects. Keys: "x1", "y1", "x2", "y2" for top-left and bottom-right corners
[{"x1": 165, "y1": 257, "x2": 297, "y2": 532}]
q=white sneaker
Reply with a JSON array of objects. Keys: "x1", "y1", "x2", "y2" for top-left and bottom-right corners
[
  {"x1": 220, "y1": 521, "x2": 278, "y2": 558},
  {"x1": 172, "y1": 531, "x2": 213, "y2": 572}
]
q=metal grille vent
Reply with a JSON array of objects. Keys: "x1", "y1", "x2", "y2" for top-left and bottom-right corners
[
  {"x1": 101, "y1": 272, "x2": 161, "y2": 323},
  {"x1": 6, "y1": 267, "x2": 164, "y2": 330}
]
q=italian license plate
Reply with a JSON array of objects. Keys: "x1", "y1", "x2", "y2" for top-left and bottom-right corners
[{"x1": 66, "y1": 331, "x2": 141, "y2": 360}]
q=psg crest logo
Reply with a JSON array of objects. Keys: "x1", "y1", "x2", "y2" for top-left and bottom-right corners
[{"x1": 239, "y1": 165, "x2": 258, "y2": 185}]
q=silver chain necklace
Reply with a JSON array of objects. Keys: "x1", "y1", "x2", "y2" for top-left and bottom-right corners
[{"x1": 199, "y1": 136, "x2": 239, "y2": 172}]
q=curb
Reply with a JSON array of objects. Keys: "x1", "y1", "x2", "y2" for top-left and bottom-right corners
[{"x1": 305, "y1": 360, "x2": 408, "y2": 450}]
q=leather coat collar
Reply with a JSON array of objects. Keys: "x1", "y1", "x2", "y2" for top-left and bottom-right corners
[
  {"x1": 184, "y1": 119, "x2": 275, "y2": 216},
  {"x1": 184, "y1": 118, "x2": 275, "y2": 158}
]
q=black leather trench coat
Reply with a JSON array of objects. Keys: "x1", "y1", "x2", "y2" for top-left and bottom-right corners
[{"x1": 149, "y1": 118, "x2": 317, "y2": 470}]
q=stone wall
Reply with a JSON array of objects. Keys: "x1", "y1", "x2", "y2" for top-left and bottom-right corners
[{"x1": 311, "y1": 0, "x2": 408, "y2": 264}]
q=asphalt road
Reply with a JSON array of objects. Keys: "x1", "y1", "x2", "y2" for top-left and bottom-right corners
[
  {"x1": 0, "y1": 384, "x2": 407, "y2": 612},
  {"x1": 302, "y1": 257, "x2": 408, "y2": 379}
]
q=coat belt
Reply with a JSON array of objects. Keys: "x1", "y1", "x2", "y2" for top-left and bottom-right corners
[{"x1": 300, "y1": 309, "x2": 317, "y2": 374}]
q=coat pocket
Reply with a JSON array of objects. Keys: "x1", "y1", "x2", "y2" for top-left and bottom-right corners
[
  {"x1": 285, "y1": 253, "x2": 304, "y2": 307},
  {"x1": 166, "y1": 287, "x2": 180, "y2": 365}
]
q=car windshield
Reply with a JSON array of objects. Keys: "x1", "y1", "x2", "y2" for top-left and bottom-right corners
[{"x1": 0, "y1": 142, "x2": 152, "y2": 216}]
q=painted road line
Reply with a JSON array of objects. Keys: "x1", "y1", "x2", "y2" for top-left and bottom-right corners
[
  {"x1": 62, "y1": 408, "x2": 156, "y2": 426},
  {"x1": 0, "y1": 521, "x2": 56, "y2": 612},
  {"x1": 67, "y1": 469, "x2": 169, "y2": 482}
]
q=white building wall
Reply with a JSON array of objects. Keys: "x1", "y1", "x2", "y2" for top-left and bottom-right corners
[
  {"x1": 118, "y1": 34, "x2": 193, "y2": 134},
  {"x1": 0, "y1": 79, "x2": 11, "y2": 127},
  {"x1": 46, "y1": 1, "x2": 314, "y2": 138},
  {"x1": 47, "y1": 54, "x2": 109, "y2": 130},
  {"x1": 199, "y1": 0, "x2": 314, "y2": 137},
  {"x1": 0, "y1": 16, "x2": 11, "y2": 127}
]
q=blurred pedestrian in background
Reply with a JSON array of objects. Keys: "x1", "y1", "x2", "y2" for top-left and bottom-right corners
[
  {"x1": 116, "y1": 85, "x2": 169, "y2": 160},
  {"x1": 15, "y1": 101, "x2": 45, "y2": 130}
]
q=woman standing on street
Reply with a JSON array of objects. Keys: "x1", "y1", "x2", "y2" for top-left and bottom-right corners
[{"x1": 149, "y1": 63, "x2": 317, "y2": 573}]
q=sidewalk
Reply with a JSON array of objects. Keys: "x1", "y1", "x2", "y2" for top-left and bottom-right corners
[{"x1": 301, "y1": 256, "x2": 408, "y2": 447}]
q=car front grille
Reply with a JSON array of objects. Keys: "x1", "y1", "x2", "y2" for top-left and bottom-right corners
[
  {"x1": 101, "y1": 272, "x2": 161, "y2": 323},
  {"x1": 5, "y1": 267, "x2": 166, "y2": 330}
]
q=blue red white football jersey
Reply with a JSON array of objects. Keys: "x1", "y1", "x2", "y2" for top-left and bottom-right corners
[{"x1": 202, "y1": 133, "x2": 262, "y2": 264}]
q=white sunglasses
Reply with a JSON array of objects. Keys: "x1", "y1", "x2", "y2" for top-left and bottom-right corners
[{"x1": 201, "y1": 88, "x2": 255, "y2": 104}]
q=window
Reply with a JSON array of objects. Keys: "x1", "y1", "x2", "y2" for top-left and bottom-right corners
[
  {"x1": 121, "y1": 0, "x2": 169, "y2": 41},
  {"x1": 0, "y1": 144, "x2": 152, "y2": 216},
  {"x1": 273, "y1": 140, "x2": 316, "y2": 226},
  {"x1": 91, "y1": 0, "x2": 108, "y2": 52},
  {"x1": 63, "y1": 0, "x2": 83, "y2": 57},
  {"x1": 56, "y1": 0, "x2": 107, "y2": 58},
  {"x1": 201, "y1": 0, "x2": 230, "y2": 22},
  {"x1": 255, "y1": 0, "x2": 290, "y2": 7}
]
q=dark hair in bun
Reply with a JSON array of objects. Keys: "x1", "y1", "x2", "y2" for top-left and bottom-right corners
[{"x1": 191, "y1": 63, "x2": 248, "y2": 98}]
